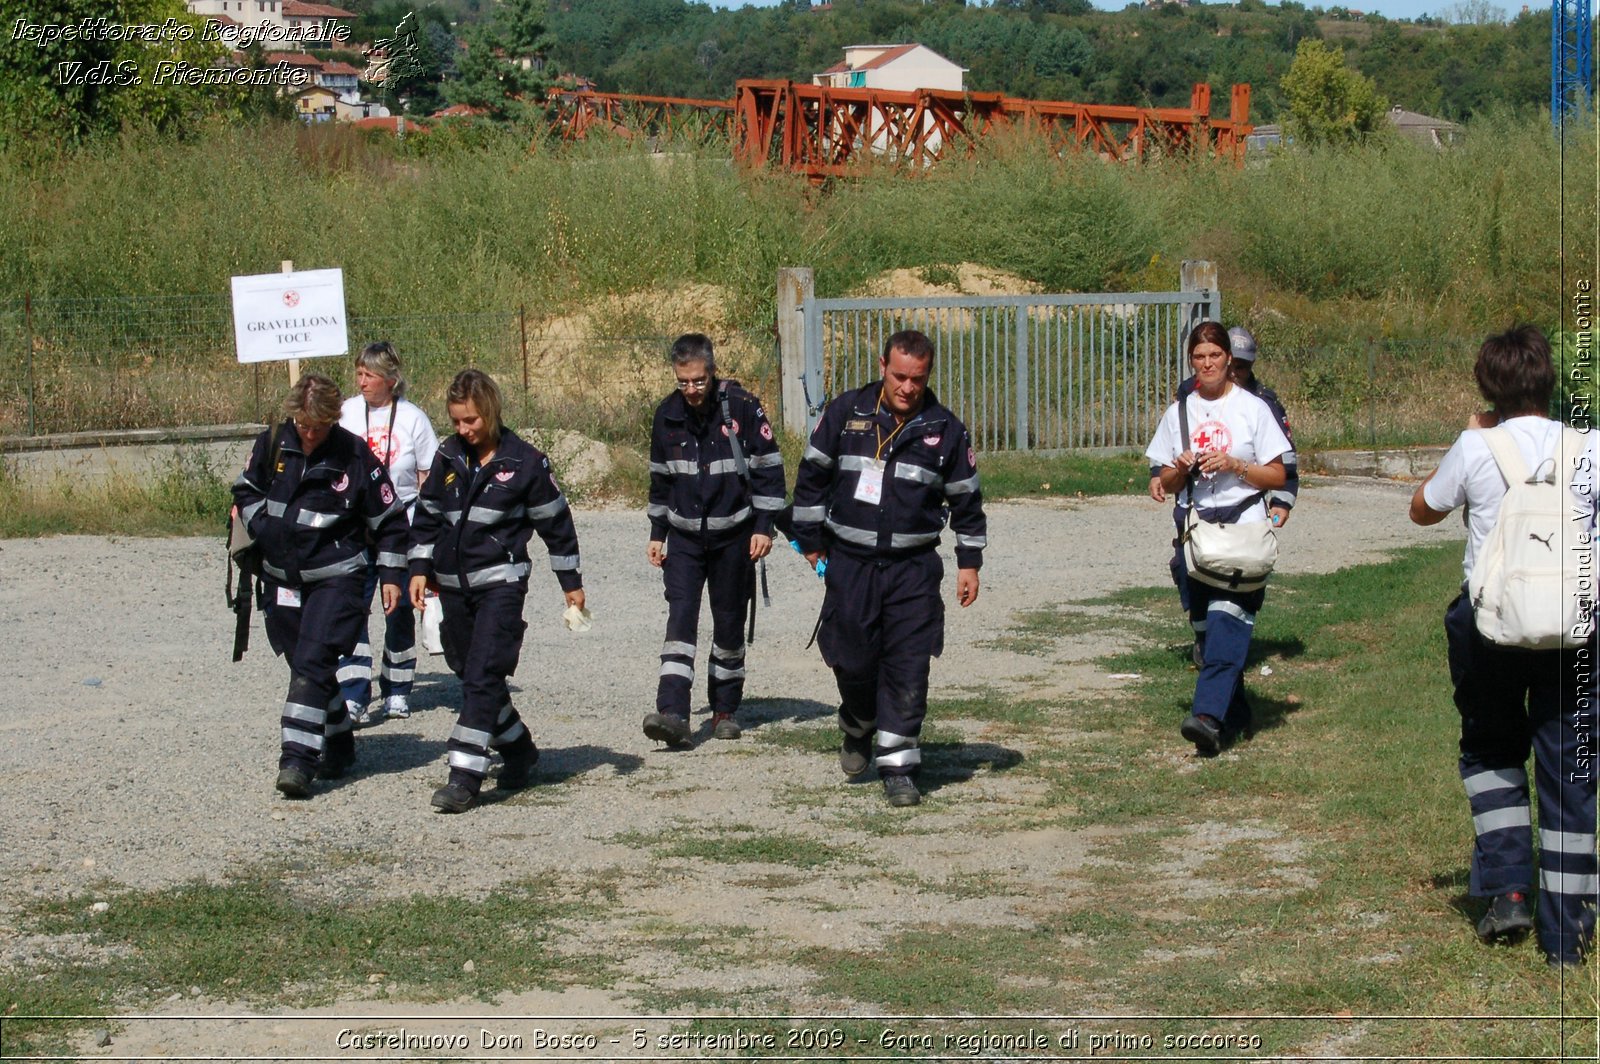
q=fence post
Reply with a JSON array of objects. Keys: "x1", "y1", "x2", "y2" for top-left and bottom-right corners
[
  {"x1": 281, "y1": 260, "x2": 299, "y2": 387},
  {"x1": 1367, "y1": 336, "x2": 1379, "y2": 456},
  {"x1": 1179, "y1": 260, "x2": 1219, "y2": 332},
  {"x1": 519, "y1": 304, "x2": 529, "y2": 419},
  {"x1": 776, "y1": 267, "x2": 813, "y2": 436},
  {"x1": 23, "y1": 291, "x2": 36, "y2": 437},
  {"x1": 1013, "y1": 303, "x2": 1029, "y2": 450}
]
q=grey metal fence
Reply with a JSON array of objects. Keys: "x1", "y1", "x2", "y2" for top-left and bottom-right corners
[
  {"x1": 804, "y1": 291, "x2": 1218, "y2": 452},
  {"x1": 0, "y1": 294, "x2": 778, "y2": 441},
  {"x1": 802, "y1": 291, "x2": 1486, "y2": 454}
]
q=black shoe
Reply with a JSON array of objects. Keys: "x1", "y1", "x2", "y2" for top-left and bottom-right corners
[
  {"x1": 882, "y1": 774, "x2": 921, "y2": 807},
  {"x1": 711, "y1": 713, "x2": 741, "y2": 740},
  {"x1": 1476, "y1": 892, "x2": 1534, "y2": 944},
  {"x1": 1191, "y1": 638, "x2": 1205, "y2": 668},
  {"x1": 642, "y1": 712, "x2": 691, "y2": 747},
  {"x1": 1180, "y1": 713, "x2": 1223, "y2": 755},
  {"x1": 430, "y1": 782, "x2": 477, "y2": 814},
  {"x1": 497, "y1": 743, "x2": 540, "y2": 791},
  {"x1": 275, "y1": 766, "x2": 312, "y2": 799},
  {"x1": 318, "y1": 740, "x2": 356, "y2": 781},
  {"x1": 840, "y1": 733, "x2": 872, "y2": 777}
]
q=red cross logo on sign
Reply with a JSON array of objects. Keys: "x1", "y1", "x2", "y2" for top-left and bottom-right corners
[{"x1": 283, "y1": 290, "x2": 300, "y2": 308}]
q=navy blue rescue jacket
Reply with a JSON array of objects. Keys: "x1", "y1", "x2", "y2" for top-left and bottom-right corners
[
  {"x1": 233, "y1": 421, "x2": 408, "y2": 588},
  {"x1": 791, "y1": 382, "x2": 987, "y2": 569},
  {"x1": 409, "y1": 428, "x2": 583, "y2": 594},
  {"x1": 647, "y1": 379, "x2": 786, "y2": 543}
]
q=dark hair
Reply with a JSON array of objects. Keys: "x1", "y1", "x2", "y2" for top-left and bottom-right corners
[
  {"x1": 670, "y1": 333, "x2": 716, "y2": 375},
  {"x1": 1474, "y1": 325, "x2": 1555, "y2": 415},
  {"x1": 445, "y1": 368, "x2": 504, "y2": 439},
  {"x1": 283, "y1": 373, "x2": 342, "y2": 424},
  {"x1": 355, "y1": 340, "x2": 405, "y2": 398},
  {"x1": 882, "y1": 329, "x2": 935, "y2": 365},
  {"x1": 1185, "y1": 320, "x2": 1232, "y2": 360}
]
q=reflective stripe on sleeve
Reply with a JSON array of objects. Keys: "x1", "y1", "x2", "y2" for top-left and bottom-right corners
[
  {"x1": 526, "y1": 496, "x2": 569, "y2": 521},
  {"x1": 956, "y1": 534, "x2": 987, "y2": 549},
  {"x1": 803, "y1": 445, "x2": 836, "y2": 468},
  {"x1": 549, "y1": 554, "x2": 580, "y2": 571},
  {"x1": 749, "y1": 452, "x2": 784, "y2": 468},
  {"x1": 944, "y1": 475, "x2": 980, "y2": 497}
]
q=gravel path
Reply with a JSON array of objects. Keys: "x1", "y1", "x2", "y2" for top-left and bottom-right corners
[{"x1": 0, "y1": 477, "x2": 1454, "y2": 1053}]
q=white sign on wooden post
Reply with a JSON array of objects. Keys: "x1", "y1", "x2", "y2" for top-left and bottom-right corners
[{"x1": 230, "y1": 268, "x2": 349, "y2": 364}]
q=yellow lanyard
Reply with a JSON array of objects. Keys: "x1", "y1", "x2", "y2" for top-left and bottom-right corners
[{"x1": 874, "y1": 391, "x2": 910, "y2": 461}]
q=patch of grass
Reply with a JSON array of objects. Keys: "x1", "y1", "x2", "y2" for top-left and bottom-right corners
[
  {"x1": 613, "y1": 828, "x2": 857, "y2": 869},
  {"x1": 977, "y1": 603, "x2": 1144, "y2": 654},
  {"x1": 0, "y1": 446, "x2": 233, "y2": 537},
  {"x1": 0, "y1": 871, "x2": 612, "y2": 1054},
  {"x1": 979, "y1": 450, "x2": 1149, "y2": 501}
]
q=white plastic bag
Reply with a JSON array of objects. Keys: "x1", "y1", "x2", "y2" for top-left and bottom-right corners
[{"x1": 421, "y1": 591, "x2": 444, "y2": 655}]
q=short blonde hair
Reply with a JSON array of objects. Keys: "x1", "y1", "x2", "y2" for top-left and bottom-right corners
[
  {"x1": 355, "y1": 340, "x2": 406, "y2": 398},
  {"x1": 284, "y1": 373, "x2": 342, "y2": 425},
  {"x1": 445, "y1": 369, "x2": 503, "y2": 437}
]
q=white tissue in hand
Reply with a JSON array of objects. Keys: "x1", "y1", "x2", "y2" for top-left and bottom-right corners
[{"x1": 562, "y1": 604, "x2": 593, "y2": 632}]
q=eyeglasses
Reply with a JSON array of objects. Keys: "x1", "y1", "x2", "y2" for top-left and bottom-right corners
[
  {"x1": 675, "y1": 375, "x2": 710, "y2": 392},
  {"x1": 294, "y1": 419, "x2": 333, "y2": 433}
]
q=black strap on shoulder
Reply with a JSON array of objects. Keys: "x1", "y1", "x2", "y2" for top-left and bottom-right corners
[
  {"x1": 1177, "y1": 396, "x2": 1197, "y2": 501},
  {"x1": 719, "y1": 382, "x2": 768, "y2": 641},
  {"x1": 1177, "y1": 399, "x2": 1265, "y2": 525},
  {"x1": 718, "y1": 382, "x2": 753, "y2": 489}
]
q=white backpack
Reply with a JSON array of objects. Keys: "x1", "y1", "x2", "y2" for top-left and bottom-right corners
[{"x1": 1468, "y1": 426, "x2": 1595, "y2": 650}]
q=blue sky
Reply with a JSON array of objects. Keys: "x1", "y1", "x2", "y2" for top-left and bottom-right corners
[{"x1": 707, "y1": 1, "x2": 1487, "y2": 24}]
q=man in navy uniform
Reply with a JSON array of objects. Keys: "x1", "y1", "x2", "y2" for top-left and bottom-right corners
[
  {"x1": 791, "y1": 329, "x2": 987, "y2": 807},
  {"x1": 643, "y1": 334, "x2": 787, "y2": 746}
]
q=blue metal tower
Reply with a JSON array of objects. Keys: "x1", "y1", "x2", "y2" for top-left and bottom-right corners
[{"x1": 1553, "y1": 0, "x2": 1594, "y2": 127}]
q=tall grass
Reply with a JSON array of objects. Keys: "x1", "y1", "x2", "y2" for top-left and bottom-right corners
[
  {"x1": 2, "y1": 113, "x2": 1587, "y2": 333},
  {"x1": 1, "y1": 114, "x2": 1590, "y2": 453}
]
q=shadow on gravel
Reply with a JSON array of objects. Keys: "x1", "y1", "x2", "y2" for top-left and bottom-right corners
[
  {"x1": 917, "y1": 741, "x2": 1024, "y2": 795},
  {"x1": 534, "y1": 744, "x2": 645, "y2": 784},
  {"x1": 739, "y1": 697, "x2": 837, "y2": 728}
]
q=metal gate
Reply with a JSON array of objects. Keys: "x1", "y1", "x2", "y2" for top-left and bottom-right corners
[{"x1": 802, "y1": 288, "x2": 1220, "y2": 452}]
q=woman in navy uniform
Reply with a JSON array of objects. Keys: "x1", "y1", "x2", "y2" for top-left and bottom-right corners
[
  {"x1": 232, "y1": 374, "x2": 409, "y2": 798},
  {"x1": 408, "y1": 369, "x2": 586, "y2": 813}
]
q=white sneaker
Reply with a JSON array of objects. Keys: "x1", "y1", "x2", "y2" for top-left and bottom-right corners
[
  {"x1": 349, "y1": 699, "x2": 386, "y2": 729},
  {"x1": 384, "y1": 695, "x2": 411, "y2": 720}
]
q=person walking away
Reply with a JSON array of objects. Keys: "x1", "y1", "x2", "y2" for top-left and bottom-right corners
[{"x1": 1408, "y1": 324, "x2": 1597, "y2": 968}]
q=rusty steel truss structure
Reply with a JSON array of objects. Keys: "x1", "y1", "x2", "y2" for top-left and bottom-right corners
[{"x1": 547, "y1": 80, "x2": 1251, "y2": 177}]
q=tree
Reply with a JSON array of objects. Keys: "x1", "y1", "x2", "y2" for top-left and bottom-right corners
[
  {"x1": 447, "y1": 0, "x2": 554, "y2": 122},
  {"x1": 1280, "y1": 38, "x2": 1388, "y2": 147},
  {"x1": 0, "y1": 0, "x2": 255, "y2": 152}
]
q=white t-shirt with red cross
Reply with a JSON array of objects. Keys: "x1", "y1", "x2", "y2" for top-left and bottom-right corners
[
  {"x1": 339, "y1": 395, "x2": 439, "y2": 505},
  {"x1": 1145, "y1": 384, "x2": 1292, "y2": 524}
]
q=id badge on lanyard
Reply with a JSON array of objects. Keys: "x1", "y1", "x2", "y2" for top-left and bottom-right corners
[{"x1": 853, "y1": 459, "x2": 886, "y2": 505}]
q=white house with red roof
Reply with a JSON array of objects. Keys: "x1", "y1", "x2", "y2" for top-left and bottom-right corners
[
  {"x1": 813, "y1": 43, "x2": 964, "y2": 93},
  {"x1": 264, "y1": 51, "x2": 385, "y2": 120},
  {"x1": 184, "y1": 0, "x2": 353, "y2": 48}
]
